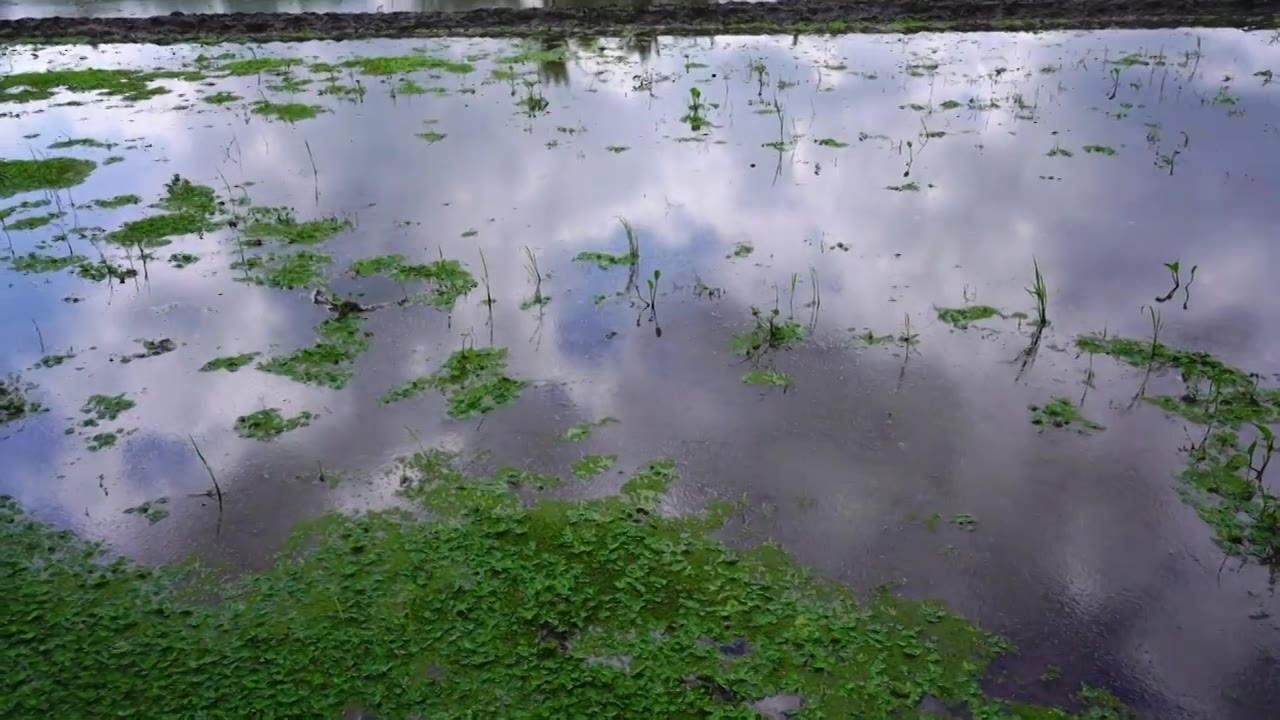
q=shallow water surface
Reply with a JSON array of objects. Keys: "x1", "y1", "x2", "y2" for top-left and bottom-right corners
[{"x1": 2, "y1": 29, "x2": 1280, "y2": 717}]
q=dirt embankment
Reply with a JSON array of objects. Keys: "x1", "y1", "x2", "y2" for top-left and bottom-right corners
[{"x1": 0, "y1": 0, "x2": 1277, "y2": 44}]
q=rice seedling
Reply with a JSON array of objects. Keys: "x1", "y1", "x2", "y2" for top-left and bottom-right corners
[
  {"x1": 1026, "y1": 258, "x2": 1048, "y2": 327},
  {"x1": 681, "y1": 87, "x2": 709, "y2": 131}
]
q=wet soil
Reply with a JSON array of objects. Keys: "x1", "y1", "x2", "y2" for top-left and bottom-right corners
[{"x1": 0, "y1": 0, "x2": 1276, "y2": 44}]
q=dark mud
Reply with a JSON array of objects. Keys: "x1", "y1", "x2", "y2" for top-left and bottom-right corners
[{"x1": 1, "y1": 0, "x2": 1277, "y2": 44}]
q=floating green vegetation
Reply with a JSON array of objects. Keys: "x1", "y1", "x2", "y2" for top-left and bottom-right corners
[
  {"x1": 494, "y1": 465, "x2": 562, "y2": 490},
  {"x1": 220, "y1": 57, "x2": 300, "y2": 76},
  {"x1": 394, "y1": 78, "x2": 427, "y2": 95},
  {"x1": 234, "y1": 408, "x2": 315, "y2": 441},
  {"x1": 81, "y1": 393, "x2": 134, "y2": 422},
  {"x1": 75, "y1": 259, "x2": 137, "y2": 282},
  {"x1": 157, "y1": 175, "x2": 218, "y2": 215},
  {"x1": 852, "y1": 329, "x2": 895, "y2": 345},
  {"x1": 731, "y1": 307, "x2": 803, "y2": 360},
  {"x1": 461, "y1": 228, "x2": 478, "y2": 238},
  {"x1": 1046, "y1": 145, "x2": 1073, "y2": 158},
  {"x1": 92, "y1": 194, "x2": 141, "y2": 209},
  {"x1": 350, "y1": 254, "x2": 405, "y2": 277},
  {"x1": 87, "y1": 432, "x2": 119, "y2": 452},
  {"x1": 0, "y1": 68, "x2": 170, "y2": 103},
  {"x1": 168, "y1": 252, "x2": 199, "y2": 268},
  {"x1": 949, "y1": 513, "x2": 978, "y2": 531},
  {"x1": 233, "y1": 250, "x2": 332, "y2": 290},
  {"x1": 200, "y1": 352, "x2": 259, "y2": 373},
  {"x1": 202, "y1": 91, "x2": 241, "y2": 105},
  {"x1": 1083, "y1": 144, "x2": 1118, "y2": 156},
  {"x1": 251, "y1": 101, "x2": 326, "y2": 122},
  {"x1": 0, "y1": 158, "x2": 96, "y2": 199},
  {"x1": 0, "y1": 451, "x2": 1125, "y2": 717},
  {"x1": 562, "y1": 417, "x2": 620, "y2": 442},
  {"x1": 1078, "y1": 334, "x2": 1280, "y2": 564},
  {"x1": 497, "y1": 43, "x2": 570, "y2": 65},
  {"x1": 258, "y1": 314, "x2": 369, "y2": 389},
  {"x1": 267, "y1": 76, "x2": 311, "y2": 93},
  {"x1": 886, "y1": 182, "x2": 921, "y2": 192},
  {"x1": 605, "y1": 145, "x2": 629, "y2": 153},
  {"x1": 729, "y1": 241, "x2": 754, "y2": 258},
  {"x1": 1, "y1": 377, "x2": 43, "y2": 424},
  {"x1": 7, "y1": 252, "x2": 87, "y2": 274},
  {"x1": 1109, "y1": 53, "x2": 1150, "y2": 67},
  {"x1": 0, "y1": 198, "x2": 51, "y2": 221},
  {"x1": 815, "y1": 137, "x2": 848, "y2": 148},
  {"x1": 47, "y1": 137, "x2": 117, "y2": 151},
  {"x1": 104, "y1": 156, "x2": 125, "y2": 166},
  {"x1": 427, "y1": 346, "x2": 526, "y2": 419},
  {"x1": 33, "y1": 351, "x2": 75, "y2": 369},
  {"x1": 742, "y1": 369, "x2": 793, "y2": 389},
  {"x1": 108, "y1": 211, "x2": 217, "y2": 247},
  {"x1": 7, "y1": 212, "x2": 64, "y2": 230},
  {"x1": 245, "y1": 208, "x2": 350, "y2": 245},
  {"x1": 416, "y1": 131, "x2": 447, "y2": 143},
  {"x1": 938, "y1": 99, "x2": 963, "y2": 110},
  {"x1": 119, "y1": 338, "x2": 176, "y2": 364},
  {"x1": 574, "y1": 219, "x2": 640, "y2": 269},
  {"x1": 342, "y1": 54, "x2": 474, "y2": 75},
  {"x1": 937, "y1": 305, "x2": 1002, "y2": 329},
  {"x1": 1029, "y1": 397, "x2": 1105, "y2": 433},
  {"x1": 379, "y1": 377, "x2": 434, "y2": 405},
  {"x1": 122, "y1": 497, "x2": 169, "y2": 523},
  {"x1": 572, "y1": 454, "x2": 617, "y2": 479}
]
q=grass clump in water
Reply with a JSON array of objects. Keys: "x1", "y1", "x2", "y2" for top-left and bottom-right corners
[
  {"x1": 937, "y1": 305, "x2": 1002, "y2": 329},
  {"x1": 0, "y1": 158, "x2": 96, "y2": 199},
  {"x1": 379, "y1": 377, "x2": 434, "y2": 405},
  {"x1": 0, "y1": 68, "x2": 169, "y2": 103},
  {"x1": 33, "y1": 351, "x2": 75, "y2": 369},
  {"x1": 75, "y1": 259, "x2": 136, "y2": 282},
  {"x1": 1079, "y1": 334, "x2": 1280, "y2": 565},
  {"x1": 1029, "y1": 397, "x2": 1105, "y2": 433},
  {"x1": 202, "y1": 91, "x2": 241, "y2": 105},
  {"x1": 121, "y1": 497, "x2": 168, "y2": 523},
  {"x1": 251, "y1": 101, "x2": 326, "y2": 122},
  {"x1": 258, "y1": 315, "x2": 369, "y2": 389},
  {"x1": 742, "y1": 369, "x2": 793, "y2": 389},
  {"x1": 731, "y1": 307, "x2": 803, "y2": 360},
  {"x1": 0, "y1": 199, "x2": 51, "y2": 220},
  {"x1": 350, "y1": 255, "x2": 476, "y2": 309},
  {"x1": 1, "y1": 377, "x2": 43, "y2": 424},
  {"x1": 7, "y1": 212, "x2": 65, "y2": 230},
  {"x1": 220, "y1": 57, "x2": 300, "y2": 76},
  {"x1": 1083, "y1": 145, "x2": 1118, "y2": 156},
  {"x1": 350, "y1": 254, "x2": 405, "y2": 277},
  {"x1": 729, "y1": 241, "x2": 754, "y2": 258},
  {"x1": 572, "y1": 454, "x2": 617, "y2": 479},
  {"x1": 233, "y1": 250, "x2": 331, "y2": 289},
  {"x1": 168, "y1": 252, "x2": 199, "y2": 268},
  {"x1": 342, "y1": 54, "x2": 474, "y2": 75},
  {"x1": 245, "y1": 208, "x2": 350, "y2": 245},
  {"x1": 815, "y1": 137, "x2": 849, "y2": 148},
  {"x1": 0, "y1": 451, "x2": 1129, "y2": 717},
  {"x1": 574, "y1": 219, "x2": 640, "y2": 269},
  {"x1": 7, "y1": 252, "x2": 87, "y2": 273},
  {"x1": 109, "y1": 213, "x2": 212, "y2": 247},
  {"x1": 200, "y1": 352, "x2": 259, "y2": 373},
  {"x1": 81, "y1": 393, "x2": 134, "y2": 422},
  {"x1": 234, "y1": 408, "x2": 315, "y2": 441},
  {"x1": 92, "y1": 194, "x2": 141, "y2": 209},
  {"x1": 426, "y1": 346, "x2": 526, "y2": 419},
  {"x1": 47, "y1": 138, "x2": 116, "y2": 150},
  {"x1": 562, "y1": 417, "x2": 619, "y2": 442}
]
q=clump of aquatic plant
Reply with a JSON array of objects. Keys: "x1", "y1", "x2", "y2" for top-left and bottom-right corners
[
  {"x1": 563, "y1": 417, "x2": 619, "y2": 442},
  {"x1": 729, "y1": 241, "x2": 754, "y2": 259},
  {"x1": 1, "y1": 376, "x2": 43, "y2": 424},
  {"x1": 7, "y1": 252, "x2": 88, "y2": 274},
  {"x1": 350, "y1": 254, "x2": 405, "y2": 277},
  {"x1": 731, "y1": 307, "x2": 803, "y2": 361},
  {"x1": 122, "y1": 496, "x2": 169, "y2": 523},
  {"x1": 81, "y1": 393, "x2": 134, "y2": 422},
  {"x1": 379, "y1": 377, "x2": 434, "y2": 405},
  {"x1": 518, "y1": 80, "x2": 549, "y2": 115},
  {"x1": 1029, "y1": 397, "x2": 1105, "y2": 433},
  {"x1": 815, "y1": 138, "x2": 848, "y2": 148},
  {"x1": 33, "y1": 351, "x2": 75, "y2": 369},
  {"x1": 573, "y1": 219, "x2": 640, "y2": 269},
  {"x1": 681, "y1": 86, "x2": 709, "y2": 131},
  {"x1": 426, "y1": 346, "x2": 526, "y2": 419},
  {"x1": 48, "y1": 138, "x2": 116, "y2": 150},
  {"x1": 7, "y1": 212, "x2": 65, "y2": 231},
  {"x1": 1083, "y1": 144, "x2": 1118, "y2": 156},
  {"x1": 853, "y1": 329, "x2": 895, "y2": 346},
  {"x1": 244, "y1": 207, "x2": 350, "y2": 245},
  {"x1": 233, "y1": 250, "x2": 331, "y2": 289},
  {"x1": 234, "y1": 408, "x2": 315, "y2": 441},
  {"x1": 258, "y1": 314, "x2": 370, "y2": 389},
  {"x1": 0, "y1": 158, "x2": 96, "y2": 199},
  {"x1": 92, "y1": 194, "x2": 141, "y2": 209},
  {"x1": 0, "y1": 451, "x2": 1132, "y2": 717},
  {"x1": 88, "y1": 432, "x2": 120, "y2": 452},
  {"x1": 572, "y1": 454, "x2": 617, "y2": 479},
  {"x1": 348, "y1": 254, "x2": 476, "y2": 309},
  {"x1": 937, "y1": 305, "x2": 1002, "y2": 330},
  {"x1": 168, "y1": 252, "x2": 200, "y2": 268},
  {"x1": 220, "y1": 57, "x2": 300, "y2": 76},
  {"x1": 742, "y1": 369, "x2": 793, "y2": 389},
  {"x1": 0, "y1": 68, "x2": 170, "y2": 103},
  {"x1": 521, "y1": 246, "x2": 549, "y2": 310},
  {"x1": 202, "y1": 91, "x2": 241, "y2": 105},
  {"x1": 342, "y1": 54, "x2": 473, "y2": 76},
  {"x1": 1046, "y1": 143, "x2": 1073, "y2": 158},
  {"x1": 1026, "y1": 259, "x2": 1048, "y2": 327},
  {"x1": 416, "y1": 130, "x2": 447, "y2": 143},
  {"x1": 886, "y1": 182, "x2": 920, "y2": 192},
  {"x1": 251, "y1": 101, "x2": 326, "y2": 122},
  {"x1": 75, "y1": 259, "x2": 137, "y2": 282},
  {"x1": 200, "y1": 353, "x2": 259, "y2": 373},
  {"x1": 118, "y1": 338, "x2": 176, "y2": 364},
  {"x1": 109, "y1": 213, "x2": 216, "y2": 247}
]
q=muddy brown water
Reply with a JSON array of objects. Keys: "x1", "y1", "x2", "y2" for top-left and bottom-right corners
[{"x1": 2, "y1": 30, "x2": 1279, "y2": 717}]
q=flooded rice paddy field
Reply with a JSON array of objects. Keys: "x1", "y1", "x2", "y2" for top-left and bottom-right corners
[{"x1": 3, "y1": 28, "x2": 1280, "y2": 717}]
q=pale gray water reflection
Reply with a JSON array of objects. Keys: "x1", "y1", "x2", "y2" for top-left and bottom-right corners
[{"x1": 2, "y1": 30, "x2": 1280, "y2": 717}]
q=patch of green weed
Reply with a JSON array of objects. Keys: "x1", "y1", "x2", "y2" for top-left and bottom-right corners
[
  {"x1": 245, "y1": 208, "x2": 350, "y2": 245},
  {"x1": 202, "y1": 91, "x2": 241, "y2": 104},
  {"x1": 200, "y1": 353, "x2": 259, "y2": 373},
  {"x1": 0, "y1": 68, "x2": 169, "y2": 103},
  {"x1": 742, "y1": 369, "x2": 793, "y2": 388},
  {"x1": 81, "y1": 393, "x2": 134, "y2": 422},
  {"x1": 1083, "y1": 145, "x2": 1118, "y2": 156},
  {"x1": 7, "y1": 212, "x2": 64, "y2": 230},
  {"x1": 92, "y1": 194, "x2": 141, "y2": 209},
  {"x1": 572, "y1": 454, "x2": 617, "y2": 479},
  {"x1": 234, "y1": 408, "x2": 315, "y2": 441},
  {"x1": 258, "y1": 315, "x2": 369, "y2": 389},
  {"x1": 122, "y1": 496, "x2": 169, "y2": 523},
  {"x1": 342, "y1": 54, "x2": 473, "y2": 75},
  {"x1": 251, "y1": 101, "x2": 325, "y2": 122},
  {"x1": 937, "y1": 305, "x2": 1002, "y2": 329},
  {"x1": 7, "y1": 252, "x2": 87, "y2": 273},
  {"x1": 233, "y1": 250, "x2": 331, "y2": 289},
  {"x1": 427, "y1": 347, "x2": 526, "y2": 419},
  {"x1": 0, "y1": 158, "x2": 96, "y2": 199},
  {"x1": 562, "y1": 417, "x2": 619, "y2": 442},
  {"x1": 220, "y1": 57, "x2": 300, "y2": 76},
  {"x1": 1, "y1": 377, "x2": 43, "y2": 424},
  {"x1": 1029, "y1": 397, "x2": 1105, "y2": 433}
]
